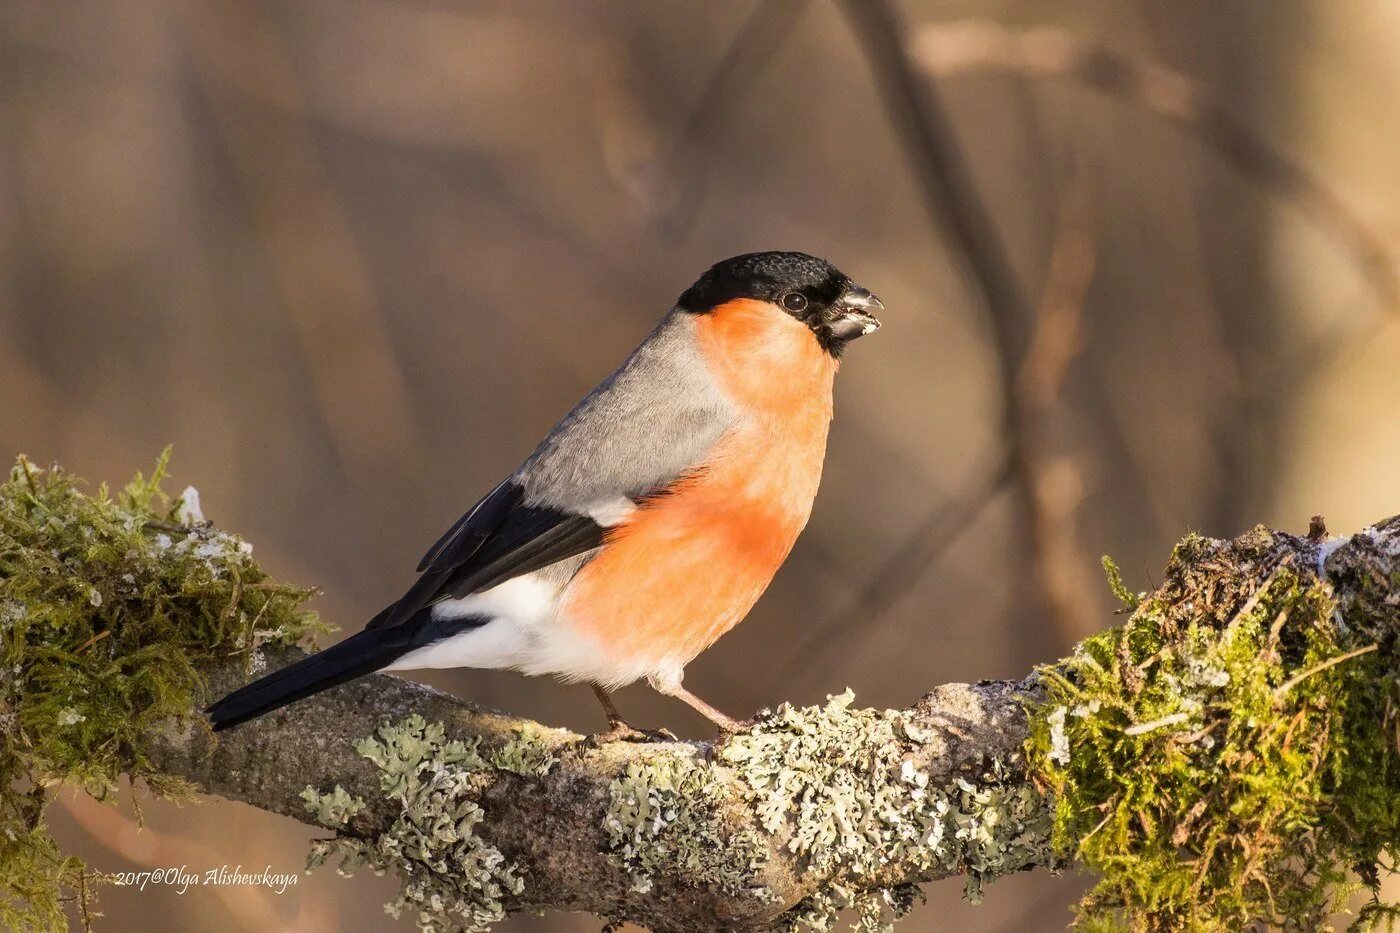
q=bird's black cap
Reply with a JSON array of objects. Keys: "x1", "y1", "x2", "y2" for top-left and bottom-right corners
[
  {"x1": 678, "y1": 251, "x2": 882, "y2": 354},
  {"x1": 678, "y1": 251, "x2": 849, "y2": 311}
]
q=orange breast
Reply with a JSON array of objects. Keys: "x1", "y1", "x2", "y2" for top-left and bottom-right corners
[{"x1": 562, "y1": 299, "x2": 837, "y2": 667}]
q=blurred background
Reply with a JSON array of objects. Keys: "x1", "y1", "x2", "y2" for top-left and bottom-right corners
[{"x1": 4, "y1": 0, "x2": 1400, "y2": 930}]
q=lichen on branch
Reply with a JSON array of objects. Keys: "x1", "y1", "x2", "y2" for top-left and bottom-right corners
[
  {"x1": 717, "y1": 689, "x2": 1054, "y2": 930},
  {"x1": 302, "y1": 714, "x2": 552, "y2": 932},
  {"x1": 6, "y1": 453, "x2": 1400, "y2": 933}
]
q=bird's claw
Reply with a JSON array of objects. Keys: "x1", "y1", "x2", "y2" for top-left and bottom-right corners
[
  {"x1": 587, "y1": 722, "x2": 677, "y2": 746},
  {"x1": 710, "y1": 716, "x2": 753, "y2": 744}
]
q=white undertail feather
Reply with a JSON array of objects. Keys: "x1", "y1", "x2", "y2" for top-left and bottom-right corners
[{"x1": 382, "y1": 571, "x2": 673, "y2": 690}]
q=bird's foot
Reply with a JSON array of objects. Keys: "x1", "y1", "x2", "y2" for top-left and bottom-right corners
[
  {"x1": 708, "y1": 714, "x2": 754, "y2": 747},
  {"x1": 695, "y1": 718, "x2": 755, "y2": 762},
  {"x1": 587, "y1": 721, "x2": 677, "y2": 746},
  {"x1": 713, "y1": 714, "x2": 747, "y2": 735}
]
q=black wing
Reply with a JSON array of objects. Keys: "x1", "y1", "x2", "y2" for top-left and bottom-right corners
[
  {"x1": 368, "y1": 480, "x2": 605, "y2": 630},
  {"x1": 415, "y1": 479, "x2": 517, "y2": 574}
]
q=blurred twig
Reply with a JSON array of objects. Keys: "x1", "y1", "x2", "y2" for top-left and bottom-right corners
[
  {"x1": 913, "y1": 18, "x2": 1400, "y2": 536},
  {"x1": 839, "y1": 0, "x2": 1089, "y2": 649},
  {"x1": 787, "y1": 161, "x2": 1101, "y2": 678},
  {"x1": 1016, "y1": 172, "x2": 1094, "y2": 405},
  {"x1": 921, "y1": 6, "x2": 1400, "y2": 538},
  {"x1": 650, "y1": 0, "x2": 811, "y2": 234},
  {"x1": 1270, "y1": 294, "x2": 1388, "y2": 396},
  {"x1": 1014, "y1": 162, "x2": 1102, "y2": 643},
  {"x1": 777, "y1": 454, "x2": 1013, "y2": 682},
  {"x1": 909, "y1": 19, "x2": 1400, "y2": 315},
  {"x1": 673, "y1": 1, "x2": 810, "y2": 158},
  {"x1": 840, "y1": 1, "x2": 1035, "y2": 365},
  {"x1": 176, "y1": 0, "x2": 427, "y2": 493}
]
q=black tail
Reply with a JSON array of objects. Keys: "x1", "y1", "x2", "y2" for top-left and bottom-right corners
[{"x1": 206, "y1": 625, "x2": 411, "y2": 731}]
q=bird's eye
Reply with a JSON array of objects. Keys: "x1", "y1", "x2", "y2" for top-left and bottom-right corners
[{"x1": 781, "y1": 292, "x2": 808, "y2": 313}]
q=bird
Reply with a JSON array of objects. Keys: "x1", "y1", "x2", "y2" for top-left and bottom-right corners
[{"x1": 206, "y1": 251, "x2": 882, "y2": 738}]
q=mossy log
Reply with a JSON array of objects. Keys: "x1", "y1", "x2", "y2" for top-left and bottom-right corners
[{"x1": 4, "y1": 457, "x2": 1400, "y2": 931}]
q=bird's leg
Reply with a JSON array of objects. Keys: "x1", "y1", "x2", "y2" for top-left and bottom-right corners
[
  {"x1": 591, "y1": 683, "x2": 626, "y2": 728},
  {"x1": 670, "y1": 685, "x2": 745, "y2": 733},
  {"x1": 646, "y1": 672, "x2": 745, "y2": 734},
  {"x1": 587, "y1": 685, "x2": 675, "y2": 744}
]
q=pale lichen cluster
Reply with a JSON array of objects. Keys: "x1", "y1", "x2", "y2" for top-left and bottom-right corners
[
  {"x1": 603, "y1": 749, "x2": 769, "y2": 897},
  {"x1": 335, "y1": 688, "x2": 1059, "y2": 933},
  {"x1": 303, "y1": 715, "x2": 557, "y2": 933},
  {"x1": 595, "y1": 688, "x2": 1056, "y2": 933},
  {"x1": 298, "y1": 784, "x2": 364, "y2": 826},
  {"x1": 720, "y1": 689, "x2": 1055, "y2": 932},
  {"x1": 479, "y1": 721, "x2": 557, "y2": 779}
]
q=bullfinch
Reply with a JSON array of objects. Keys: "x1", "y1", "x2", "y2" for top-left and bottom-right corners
[{"x1": 207, "y1": 251, "x2": 882, "y2": 737}]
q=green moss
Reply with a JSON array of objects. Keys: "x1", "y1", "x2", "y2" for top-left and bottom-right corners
[
  {"x1": 721, "y1": 690, "x2": 1055, "y2": 932},
  {"x1": 0, "y1": 453, "x2": 323, "y2": 928},
  {"x1": 1100, "y1": 556, "x2": 1142, "y2": 609},
  {"x1": 304, "y1": 715, "x2": 560, "y2": 933},
  {"x1": 603, "y1": 749, "x2": 768, "y2": 897},
  {"x1": 0, "y1": 808, "x2": 90, "y2": 933},
  {"x1": 1027, "y1": 527, "x2": 1400, "y2": 930}
]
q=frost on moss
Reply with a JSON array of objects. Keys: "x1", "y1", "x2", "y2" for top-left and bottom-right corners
[
  {"x1": 0, "y1": 453, "x2": 323, "y2": 929},
  {"x1": 720, "y1": 690, "x2": 1056, "y2": 932},
  {"x1": 304, "y1": 715, "x2": 558, "y2": 933},
  {"x1": 603, "y1": 749, "x2": 768, "y2": 898},
  {"x1": 1027, "y1": 525, "x2": 1400, "y2": 931}
]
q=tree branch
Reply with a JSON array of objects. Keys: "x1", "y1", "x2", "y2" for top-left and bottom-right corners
[
  {"x1": 150, "y1": 652, "x2": 1040, "y2": 932},
  {"x1": 8, "y1": 458, "x2": 1400, "y2": 931},
  {"x1": 141, "y1": 515, "x2": 1400, "y2": 932}
]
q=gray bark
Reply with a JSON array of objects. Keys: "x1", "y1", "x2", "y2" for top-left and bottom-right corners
[{"x1": 150, "y1": 657, "x2": 1033, "y2": 931}]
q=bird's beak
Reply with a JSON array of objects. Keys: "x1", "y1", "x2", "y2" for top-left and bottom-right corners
[{"x1": 828, "y1": 286, "x2": 884, "y2": 342}]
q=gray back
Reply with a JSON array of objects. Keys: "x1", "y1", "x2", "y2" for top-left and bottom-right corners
[{"x1": 514, "y1": 309, "x2": 736, "y2": 510}]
